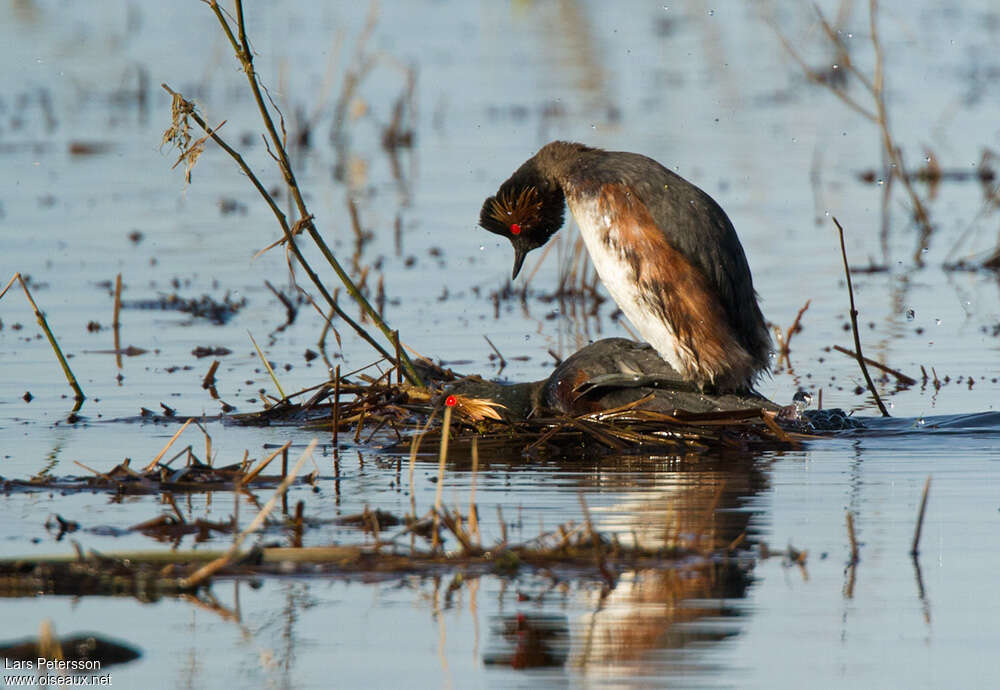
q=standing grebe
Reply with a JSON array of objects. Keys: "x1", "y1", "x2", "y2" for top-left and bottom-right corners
[{"x1": 479, "y1": 141, "x2": 771, "y2": 393}]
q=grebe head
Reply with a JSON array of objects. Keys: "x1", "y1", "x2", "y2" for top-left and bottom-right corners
[{"x1": 479, "y1": 172, "x2": 565, "y2": 279}]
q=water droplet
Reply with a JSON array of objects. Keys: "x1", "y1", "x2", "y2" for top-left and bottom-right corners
[
  {"x1": 707, "y1": 9, "x2": 715, "y2": 16},
  {"x1": 832, "y1": 64, "x2": 839, "y2": 70},
  {"x1": 935, "y1": 318, "x2": 942, "y2": 326},
  {"x1": 905, "y1": 308, "x2": 915, "y2": 321},
  {"x1": 877, "y1": 179, "x2": 884, "y2": 185},
  {"x1": 479, "y1": 245, "x2": 485, "y2": 251},
  {"x1": 916, "y1": 416, "x2": 926, "y2": 426}
]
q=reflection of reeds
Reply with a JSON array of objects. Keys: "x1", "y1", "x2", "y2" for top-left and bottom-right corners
[
  {"x1": 3, "y1": 401, "x2": 812, "y2": 600},
  {"x1": 910, "y1": 475, "x2": 931, "y2": 556},
  {"x1": 181, "y1": 438, "x2": 317, "y2": 588},
  {"x1": 112, "y1": 272, "x2": 123, "y2": 370}
]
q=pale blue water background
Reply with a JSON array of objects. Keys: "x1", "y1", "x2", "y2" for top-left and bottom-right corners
[{"x1": 1, "y1": 1, "x2": 999, "y2": 687}]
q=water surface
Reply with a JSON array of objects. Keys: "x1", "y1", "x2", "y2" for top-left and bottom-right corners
[{"x1": 1, "y1": 1, "x2": 999, "y2": 687}]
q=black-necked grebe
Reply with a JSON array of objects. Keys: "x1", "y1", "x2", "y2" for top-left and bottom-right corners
[{"x1": 479, "y1": 141, "x2": 771, "y2": 392}]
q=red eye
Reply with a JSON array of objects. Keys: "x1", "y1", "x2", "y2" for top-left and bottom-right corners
[{"x1": 510, "y1": 223, "x2": 521, "y2": 235}]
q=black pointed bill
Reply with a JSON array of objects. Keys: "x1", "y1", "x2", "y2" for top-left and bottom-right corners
[{"x1": 512, "y1": 246, "x2": 527, "y2": 280}]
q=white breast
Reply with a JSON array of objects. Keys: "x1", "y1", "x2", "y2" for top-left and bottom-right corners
[{"x1": 567, "y1": 197, "x2": 691, "y2": 377}]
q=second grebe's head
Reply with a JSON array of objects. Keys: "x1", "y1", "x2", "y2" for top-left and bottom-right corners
[{"x1": 479, "y1": 174, "x2": 565, "y2": 279}]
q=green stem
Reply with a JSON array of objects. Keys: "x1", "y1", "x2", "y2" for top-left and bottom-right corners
[
  {"x1": 17, "y1": 274, "x2": 85, "y2": 403},
  {"x1": 208, "y1": 1, "x2": 423, "y2": 387}
]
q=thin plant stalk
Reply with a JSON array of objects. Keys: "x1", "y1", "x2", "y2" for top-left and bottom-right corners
[
  {"x1": 431, "y1": 401, "x2": 454, "y2": 551},
  {"x1": 772, "y1": 2, "x2": 933, "y2": 263},
  {"x1": 161, "y1": 84, "x2": 403, "y2": 380},
  {"x1": 332, "y1": 364, "x2": 341, "y2": 454},
  {"x1": 833, "y1": 217, "x2": 889, "y2": 416},
  {"x1": 0, "y1": 273, "x2": 85, "y2": 404},
  {"x1": 242, "y1": 441, "x2": 292, "y2": 484},
  {"x1": 249, "y1": 330, "x2": 286, "y2": 400},
  {"x1": 181, "y1": 438, "x2": 317, "y2": 588},
  {"x1": 202, "y1": 0, "x2": 423, "y2": 386},
  {"x1": 468, "y1": 436, "x2": 480, "y2": 546},
  {"x1": 113, "y1": 273, "x2": 123, "y2": 370},
  {"x1": 143, "y1": 418, "x2": 196, "y2": 472}
]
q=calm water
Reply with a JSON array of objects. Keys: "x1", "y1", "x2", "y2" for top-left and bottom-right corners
[{"x1": 1, "y1": 1, "x2": 999, "y2": 687}]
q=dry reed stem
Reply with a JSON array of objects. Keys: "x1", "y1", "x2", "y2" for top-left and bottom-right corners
[
  {"x1": 37, "y1": 620, "x2": 62, "y2": 663},
  {"x1": 468, "y1": 436, "x2": 480, "y2": 545},
  {"x1": 431, "y1": 403, "x2": 454, "y2": 551},
  {"x1": 143, "y1": 418, "x2": 196, "y2": 472},
  {"x1": 774, "y1": 299, "x2": 811, "y2": 370},
  {"x1": 181, "y1": 438, "x2": 317, "y2": 588},
  {"x1": 248, "y1": 331, "x2": 286, "y2": 401},
  {"x1": 207, "y1": 0, "x2": 424, "y2": 385},
  {"x1": 832, "y1": 345, "x2": 916, "y2": 386},
  {"x1": 771, "y1": 17, "x2": 876, "y2": 121},
  {"x1": 773, "y1": 2, "x2": 932, "y2": 262},
  {"x1": 73, "y1": 460, "x2": 119, "y2": 485},
  {"x1": 759, "y1": 411, "x2": 795, "y2": 444},
  {"x1": 483, "y1": 335, "x2": 506, "y2": 370},
  {"x1": 162, "y1": 83, "x2": 394, "y2": 370},
  {"x1": 160, "y1": 94, "x2": 420, "y2": 388},
  {"x1": 833, "y1": 217, "x2": 890, "y2": 416},
  {"x1": 866, "y1": 0, "x2": 932, "y2": 258},
  {"x1": 242, "y1": 441, "x2": 292, "y2": 484},
  {"x1": 192, "y1": 418, "x2": 213, "y2": 466},
  {"x1": 393, "y1": 331, "x2": 402, "y2": 385}
]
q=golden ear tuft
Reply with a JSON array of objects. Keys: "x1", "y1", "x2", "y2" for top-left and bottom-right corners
[
  {"x1": 448, "y1": 394, "x2": 506, "y2": 421},
  {"x1": 488, "y1": 186, "x2": 544, "y2": 227}
]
